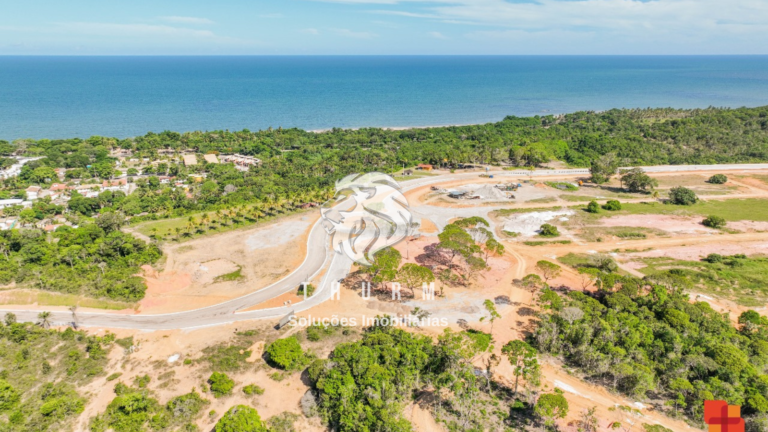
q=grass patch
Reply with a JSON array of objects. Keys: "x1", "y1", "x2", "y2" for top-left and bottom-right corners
[
  {"x1": 558, "y1": 253, "x2": 595, "y2": 268},
  {"x1": 492, "y1": 206, "x2": 577, "y2": 217},
  {"x1": 523, "y1": 240, "x2": 573, "y2": 246},
  {"x1": 559, "y1": 194, "x2": 593, "y2": 202},
  {"x1": 199, "y1": 344, "x2": 252, "y2": 372},
  {"x1": 526, "y1": 196, "x2": 558, "y2": 204},
  {"x1": 134, "y1": 205, "x2": 312, "y2": 243},
  {"x1": 545, "y1": 181, "x2": 579, "y2": 191},
  {"x1": 636, "y1": 255, "x2": 768, "y2": 305},
  {"x1": 0, "y1": 290, "x2": 135, "y2": 310},
  {"x1": 604, "y1": 198, "x2": 768, "y2": 221},
  {"x1": 214, "y1": 265, "x2": 244, "y2": 283},
  {"x1": 578, "y1": 226, "x2": 667, "y2": 242}
]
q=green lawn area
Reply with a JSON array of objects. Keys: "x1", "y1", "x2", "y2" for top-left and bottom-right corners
[
  {"x1": 578, "y1": 226, "x2": 668, "y2": 242},
  {"x1": 133, "y1": 207, "x2": 312, "y2": 242},
  {"x1": 636, "y1": 255, "x2": 768, "y2": 306},
  {"x1": 606, "y1": 198, "x2": 768, "y2": 221},
  {"x1": 0, "y1": 290, "x2": 135, "y2": 310},
  {"x1": 558, "y1": 252, "x2": 596, "y2": 268}
]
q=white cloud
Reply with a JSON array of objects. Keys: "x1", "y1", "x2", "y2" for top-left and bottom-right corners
[
  {"x1": 301, "y1": 28, "x2": 320, "y2": 34},
  {"x1": 428, "y1": 31, "x2": 448, "y2": 39},
  {"x1": 304, "y1": 0, "x2": 768, "y2": 52},
  {"x1": 331, "y1": 28, "x2": 377, "y2": 38},
  {"x1": 258, "y1": 13, "x2": 284, "y2": 18},
  {"x1": 59, "y1": 22, "x2": 220, "y2": 39},
  {"x1": 159, "y1": 16, "x2": 215, "y2": 25}
]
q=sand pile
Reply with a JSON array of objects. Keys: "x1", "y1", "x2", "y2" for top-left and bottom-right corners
[
  {"x1": 503, "y1": 209, "x2": 574, "y2": 237},
  {"x1": 458, "y1": 184, "x2": 509, "y2": 200}
]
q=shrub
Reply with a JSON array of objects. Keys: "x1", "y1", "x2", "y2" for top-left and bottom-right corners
[
  {"x1": 265, "y1": 337, "x2": 305, "y2": 370},
  {"x1": 668, "y1": 186, "x2": 698, "y2": 205},
  {"x1": 586, "y1": 200, "x2": 600, "y2": 213},
  {"x1": 538, "y1": 223, "x2": 560, "y2": 237},
  {"x1": 242, "y1": 384, "x2": 264, "y2": 396},
  {"x1": 703, "y1": 253, "x2": 723, "y2": 263},
  {"x1": 602, "y1": 200, "x2": 622, "y2": 211},
  {"x1": 133, "y1": 374, "x2": 151, "y2": 388},
  {"x1": 267, "y1": 412, "x2": 300, "y2": 432},
  {"x1": 166, "y1": 391, "x2": 208, "y2": 420},
  {"x1": 703, "y1": 215, "x2": 726, "y2": 229},
  {"x1": 214, "y1": 405, "x2": 267, "y2": 432},
  {"x1": 0, "y1": 380, "x2": 20, "y2": 412},
  {"x1": 708, "y1": 174, "x2": 728, "y2": 184},
  {"x1": 208, "y1": 372, "x2": 235, "y2": 398},
  {"x1": 297, "y1": 283, "x2": 315, "y2": 297},
  {"x1": 106, "y1": 373, "x2": 122, "y2": 381}
]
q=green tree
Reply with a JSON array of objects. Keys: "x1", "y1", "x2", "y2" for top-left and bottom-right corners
[
  {"x1": 437, "y1": 223, "x2": 475, "y2": 264},
  {"x1": 214, "y1": 405, "x2": 267, "y2": 432},
  {"x1": 396, "y1": 263, "x2": 435, "y2": 298},
  {"x1": 484, "y1": 238, "x2": 505, "y2": 262},
  {"x1": 481, "y1": 299, "x2": 501, "y2": 334},
  {"x1": 589, "y1": 153, "x2": 620, "y2": 184},
  {"x1": 620, "y1": 168, "x2": 657, "y2": 193},
  {"x1": 265, "y1": 337, "x2": 305, "y2": 370},
  {"x1": 539, "y1": 223, "x2": 560, "y2": 237},
  {"x1": 535, "y1": 260, "x2": 561, "y2": 283},
  {"x1": 502, "y1": 340, "x2": 539, "y2": 395},
  {"x1": 586, "y1": 200, "x2": 600, "y2": 213},
  {"x1": 668, "y1": 186, "x2": 698, "y2": 205},
  {"x1": 535, "y1": 392, "x2": 569, "y2": 427},
  {"x1": 95, "y1": 211, "x2": 126, "y2": 233},
  {"x1": 362, "y1": 247, "x2": 401, "y2": 289},
  {"x1": 37, "y1": 311, "x2": 52, "y2": 329}
]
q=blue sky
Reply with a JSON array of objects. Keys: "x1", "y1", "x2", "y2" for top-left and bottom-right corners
[{"x1": 2, "y1": 0, "x2": 767, "y2": 55}]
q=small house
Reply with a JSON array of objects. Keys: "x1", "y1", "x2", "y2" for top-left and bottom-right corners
[
  {"x1": 25, "y1": 186, "x2": 41, "y2": 200},
  {"x1": 203, "y1": 154, "x2": 220, "y2": 164},
  {"x1": 416, "y1": 164, "x2": 433, "y2": 171},
  {"x1": 183, "y1": 155, "x2": 198, "y2": 166}
]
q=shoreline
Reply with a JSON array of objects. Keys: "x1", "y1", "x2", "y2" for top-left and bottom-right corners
[{"x1": 307, "y1": 122, "x2": 492, "y2": 133}]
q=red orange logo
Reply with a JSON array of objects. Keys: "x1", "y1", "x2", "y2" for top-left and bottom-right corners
[{"x1": 704, "y1": 400, "x2": 744, "y2": 432}]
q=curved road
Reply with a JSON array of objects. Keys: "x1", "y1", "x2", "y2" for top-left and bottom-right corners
[{"x1": 3, "y1": 163, "x2": 768, "y2": 330}]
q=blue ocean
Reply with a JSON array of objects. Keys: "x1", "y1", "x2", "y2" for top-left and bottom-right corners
[{"x1": 1, "y1": 56, "x2": 767, "y2": 140}]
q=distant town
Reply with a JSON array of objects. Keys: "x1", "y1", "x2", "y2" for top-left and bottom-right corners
[{"x1": 0, "y1": 150, "x2": 261, "y2": 231}]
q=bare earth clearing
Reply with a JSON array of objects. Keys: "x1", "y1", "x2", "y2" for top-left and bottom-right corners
[{"x1": 139, "y1": 213, "x2": 315, "y2": 313}]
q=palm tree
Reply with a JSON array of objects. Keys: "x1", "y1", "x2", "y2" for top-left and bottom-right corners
[
  {"x1": 37, "y1": 311, "x2": 52, "y2": 329},
  {"x1": 69, "y1": 305, "x2": 79, "y2": 329}
]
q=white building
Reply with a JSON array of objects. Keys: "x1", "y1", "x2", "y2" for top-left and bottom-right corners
[{"x1": 0, "y1": 199, "x2": 23, "y2": 209}]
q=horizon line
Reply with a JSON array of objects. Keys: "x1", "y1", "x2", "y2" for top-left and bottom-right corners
[{"x1": 2, "y1": 54, "x2": 768, "y2": 57}]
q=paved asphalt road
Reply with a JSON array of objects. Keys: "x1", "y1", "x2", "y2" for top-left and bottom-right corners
[{"x1": 3, "y1": 163, "x2": 768, "y2": 330}]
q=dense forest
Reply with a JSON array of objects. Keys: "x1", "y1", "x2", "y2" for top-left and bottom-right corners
[
  {"x1": 533, "y1": 266, "x2": 768, "y2": 429},
  {"x1": 0, "y1": 220, "x2": 161, "y2": 302}
]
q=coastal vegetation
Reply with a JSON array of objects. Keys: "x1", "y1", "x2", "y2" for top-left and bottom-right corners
[
  {"x1": 533, "y1": 270, "x2": 768, "y2": 427},
  {"x1": 0, "y1": 107, "x2": 767, "y2": 302},
  {"x1": 0, "y1": 314, "x2": 114, "y2": 432}
]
